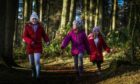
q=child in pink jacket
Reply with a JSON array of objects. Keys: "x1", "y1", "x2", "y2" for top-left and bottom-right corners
[{"x1": 61, "y1": 20, "x2": 90, "y2": 76}]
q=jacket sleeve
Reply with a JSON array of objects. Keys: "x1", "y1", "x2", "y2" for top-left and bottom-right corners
[
  {"x1": 61, "y1": 32, "x2": 71, "y2": 49},
  {"x1": 102, "y1": 37, "x2": 110, "y2": 53},
  {"x1": 83, "y1": 32, "x2": 90, "y2": 54},
  {"x1": 42, "y1": 27, "x2": 49, "y2": 43},
  {"x1": 22, "y1": 25, "x2": 33, "y2": 45}
]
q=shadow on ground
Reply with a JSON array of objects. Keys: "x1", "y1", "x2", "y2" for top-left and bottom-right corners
[{"x1": 0, "y1": 61, "x2": 140, "y2": 84}]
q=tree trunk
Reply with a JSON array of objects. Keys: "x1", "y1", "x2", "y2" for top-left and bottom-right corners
[
  {"x1": 4, "y1": 0, "x2": 18, "y2": 67},
  {"x1": 98, "y1": 0, "x2": 103, "y2": 28},
  {"x1": 39, "y1": 0, "x2": 43, "y2": 22},
  {"x1": 14, "y1": 0, "x2": 20, "y2": 47},
  {"x1": 0, "y1": 0, "x2": 6, "y2": 63},
  {"x1": 23, "y1": 0, "x2": 28, "y2": 25},
  {"x1": 89, "y1": 0, "x2": 94, "y2": 29},
  {"x1": 94, "y1": 0, "x2": 99, "y2": 27},
  {"x1": 34, "y1": 0, "x2": 40, "y2": 15},
  {"x1": 84, "y1": 0, "x2": 88, "y2": 34},
  {"x1": 127, "y1": 1, "x2": 132, "y2": 34},
  {"x1": 111, "y1": 0, "x2": 117, "y2": 31},
  {"x1": 130, "y1": 1, "x2": 137, "y2": 63},
  {"x1": 56, "y1": 0, "x2": 68, "y2": 39},
  {"x1": 27, "y1": 0, "x2": 32, "y2": 20},
  {"x1": 45, "y1": 0, "x2": 50, "y2": 32},
  {"x1": 68, "y1": 0, "x2": 75, "y2": 25}
]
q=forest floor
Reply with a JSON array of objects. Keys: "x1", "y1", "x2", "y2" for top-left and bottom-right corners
[{"x1": 0, "y1": 56, "x2": 140, "y2": 84}]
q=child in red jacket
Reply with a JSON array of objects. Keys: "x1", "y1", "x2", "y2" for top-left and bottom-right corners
[
  {"x1": 88, "y1": 26, "x2": 110, "y2": 75},
  {"x1": 23, "y1": 12, "x2": 49, "y2": 79}
]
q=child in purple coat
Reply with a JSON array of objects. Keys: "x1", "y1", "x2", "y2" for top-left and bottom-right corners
[{"x1": 61, "y1": 20, "x2": 90, "y2": 76}]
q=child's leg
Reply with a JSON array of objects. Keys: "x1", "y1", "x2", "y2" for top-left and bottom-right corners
[
  {"x1": 28, "y1": 54, "x2": 35, "y2": 77},
  {"x1": 96, "y1": 61, "x2": 101, "y2": 71},
  {"x1": 34, "y1": 53, "x2": 41, "y2": 78},
  {"x1": 73, "y1": 56, "x2": 78, "y2": 73},
  {"x1": 78, "y1": 53, "x2": 84, "y2": 74}
]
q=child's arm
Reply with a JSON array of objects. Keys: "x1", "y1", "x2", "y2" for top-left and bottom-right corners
[
  {"x1": 42, "y1": 28, "x2": 50, "y2": 44},
  {"x1": 83, "y1": 33, "x2": 90, "y2": 54},
  {"x1": 102, "y1": 37, "x2": 110, "y2": 53},
  {"x1": 22, "y1": 24, "x2": 33, "y2": 45},
  {"x1": 61, "y1": 32, "x2": 71, "y2": 49}
]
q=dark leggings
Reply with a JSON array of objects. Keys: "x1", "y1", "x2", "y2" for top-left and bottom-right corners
[
  {"x1": 97, "y1": 62, "x2": 101, "y2": 70},
  {"x1": 93, "y1": 61, "x2": 102, "y2": 71}
]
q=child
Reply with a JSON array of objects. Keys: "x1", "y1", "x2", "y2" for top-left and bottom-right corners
[
  {"x1": 61, "y1": 20, "x2": 90, "y2": 76},
  {"x1": 88, "y1": 26, "x2": 110, "y2": 75},
  {"x1": 22, "y1": 12, "x2": 50, "y2": 79}
]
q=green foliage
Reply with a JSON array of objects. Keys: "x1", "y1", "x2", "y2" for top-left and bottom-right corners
[
  {"x1": 13, "y1": 44, "x2": 27, "y2": 63},
  {"x1": 107, "y1": 28, "x2": 129, "y2": 47},
  {"x1": 106, "y1": 26, "x2": 140, "y2": 64},
  {"x1": 43, "y1": 23, "x2": 72, "y2": 57}
]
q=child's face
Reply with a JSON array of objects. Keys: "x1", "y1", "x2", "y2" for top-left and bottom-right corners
[
  {"x1": 31, "y1": 18, "x2": 38, "y2": 24},
  {"x1": 72, "y1": 23, "x2": 77, "y2": 30},
  {"x1": 93, "y1": 30, "x2": 99, "y2": 35}
]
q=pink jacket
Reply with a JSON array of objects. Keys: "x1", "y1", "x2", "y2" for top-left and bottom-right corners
[{"x1": 61, "y1": 29, "x2": 90, "y2": 56}]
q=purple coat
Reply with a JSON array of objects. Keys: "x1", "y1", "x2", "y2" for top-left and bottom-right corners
[{"x1": 61, "y1": 29, "x2": 90, "y2": 56}]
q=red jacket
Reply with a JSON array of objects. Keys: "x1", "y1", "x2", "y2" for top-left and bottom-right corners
[
  {"x1": 88, "y1": 33, "x2": 110, "y2": 62},
  {"x1": 22, "y1": 22, "x2": 49, "y2": 54}
]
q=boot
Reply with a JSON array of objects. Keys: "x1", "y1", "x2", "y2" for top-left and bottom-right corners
[
  {"x1": 31, "y1": 65, "x2": 36, "y2": 78},
  {"x1": 79, "y1": 66, "x2": 83, "y2": 76}
]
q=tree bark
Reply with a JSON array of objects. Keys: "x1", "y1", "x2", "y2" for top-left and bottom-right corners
[
  {"x1": 94, "y1": 0, "x2": 99, "y2": 27},
  {"x1": 39, "y1": 0, "x2": 43, "y2": 21},
  {"x1": 98, "y1": 0, "x2": 103, "y2": 28},
  {"x1": 23, "y1": 0, "x2": 28, "y2": 25},
  {"x1": 89, "y1": 0, "x2": 94, "y2": 28},
  {"x1": 2, "y1": 0, "x2": 18, "y2": 67},
  {"x1": 0, "y1": 0, "x2": 6, "y2": 63},
  {"x1": 84, "y1": 0, "x2": 88, "y2": 34},
  {"x1": 68, "y1": 0, "x2": 75, "y2": 25},
  {"x1": 56, "y1": 0, "x2": 68, "y2": 39},
  {"x1": 27, "y1": 0, "x2": 32, "y2": 20},
  {"x1": 111, "y1": 0, "x2": 117, "y2": 31}
]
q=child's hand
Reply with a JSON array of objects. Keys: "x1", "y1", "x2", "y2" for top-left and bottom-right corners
[
  {"x1": 105, "y1": 48, "x2": 114, "y2": 56},
  {"x1": 103, "y1": 51, "x2": 107, "y2": 56},
  {"x1": 46, "y1": 42, "x2": 50, "y2": 46},
  {"x1": 61, "y1": 46, "x2": 64, "y2": 49},
  {"x1": 60, "y1": 49, "x2": 64, "y2": 54},
  {"x1": 31, "y1": 41, "x2": 34, "y2": 45},
  {"x1": 110, "y1": 48, "x2": 117, "y2": 54}
]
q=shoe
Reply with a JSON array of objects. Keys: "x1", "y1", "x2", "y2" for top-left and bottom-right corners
[
  {"x1": 79, "y1": 72, "x2": 83, "y2": 77},
  {"x1": 76, "y1": 76, "x2": 81, "y2": 81},
  {"x1": 36, "y1": 77, "x2": 40, "y2": 81},
  {"x1": 97, "y1": 71, "x2": 101, "y2": 76}
]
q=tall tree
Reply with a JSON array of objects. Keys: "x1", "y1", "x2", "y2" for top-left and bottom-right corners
[
  {"x1": 84, "y1": 0, "x2": 88, "y2": 34},
  {"x1": 56, "y1": 0, "x2": 68, "y2": 39},
  {"x1": 98, "y1": 0, "x2": 103, "y2": 28},
  {"x1": 0, "y1": 0, "x2": 18, "y2": 66},
  {"x1": 45, "y1": 0, "x2": 50, "y2": 32},
  {"x1": 0, "y1": 0, "x2": 6, "y2": 63},
  {"x1": 111, "y1": 0, "x2": 117, "y2": 31},
  {"x1": 14, "y1": 0, "x2": 20, "y2": 47},
  {"x1": 89, "y1": 0, "x2": 94, "y2": 29},
  {"x1": 23, "y1": 0, "x2": 28, "y2": 25},
  {"x1": 68, "y1": 0, "x2": 75, "y2": 25},
  {"x1": 27, "y1": 0, "x2": 33, "y2": 20},
  {"x1": 94, "y1": 0, "x2": 99, "y2": 27},
  {"x1": 39, "y1": 0, "x2": 43, "y2": 21},
  {"x1": 34, "y1": 0, "x2": 40, "y2": 14}
]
